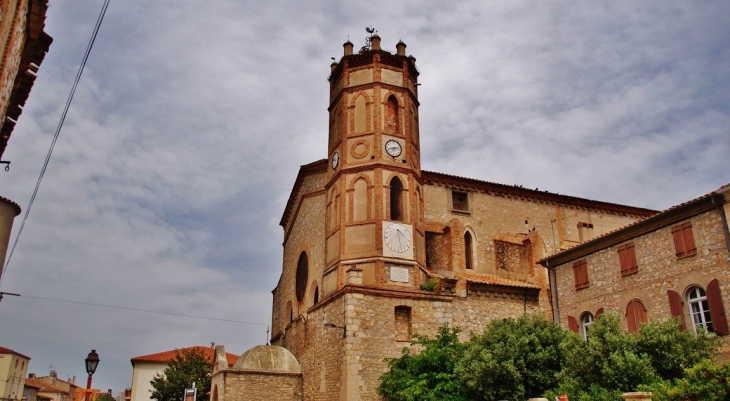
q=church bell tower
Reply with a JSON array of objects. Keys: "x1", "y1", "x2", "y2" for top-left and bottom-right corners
[{"x1": 324, "y1": 32, "x2": 425, "y2": 292}]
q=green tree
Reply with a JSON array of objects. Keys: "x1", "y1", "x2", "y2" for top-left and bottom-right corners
[
  {"x1": 378, "y1": 326, "x2": 467, "y2": 401},
  {"x1": 150, "y1": 348, "x2": 211, "y2": 401},
  {"x1": 456, "y1": 314, "x2": 571, "y2": 401},
  {"x1": 636, "y1": 318, "x2": 715, "y2": 381},
  {"x1": 644, "y1": 359, "x2": 730, "y2": 401},
  {"x1": 96, "y1": 394, "x2": 115, "y2": 401}
]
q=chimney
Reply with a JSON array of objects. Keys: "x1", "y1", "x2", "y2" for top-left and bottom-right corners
[
  {"x1": 396, "y1": 40, "x2": 406, "y2": 56},
  {"x1": 370, "y1": 34, "x2": 381, "y2": 50},
  {"x1": 49, "y1": 370, "x2": 57, "y2": 378},
  {"x1": 28, "y1": 373, "x2": 36, "y2": 379},
  {"x1": 343, "y1": 41, "x2": 353, "y2": 56}
]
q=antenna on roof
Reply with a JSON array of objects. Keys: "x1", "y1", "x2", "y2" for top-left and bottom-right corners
[{"x1": 266, "y1": 326, "x2": 270, "y2": 345}]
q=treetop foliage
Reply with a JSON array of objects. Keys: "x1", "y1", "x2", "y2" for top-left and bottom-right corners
[{"x1": 150, "y1": 348, "x2": 212, "y2": 401}]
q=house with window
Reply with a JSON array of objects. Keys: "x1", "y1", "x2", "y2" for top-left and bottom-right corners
[
  {"x1": 539, "y1": 184, "x2": 730, "y2": 353},
  {"x1": 0, "y1": 347, "x2": 30, "y2": 401}
]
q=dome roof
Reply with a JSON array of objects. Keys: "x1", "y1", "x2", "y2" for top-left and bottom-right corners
[{"x1": 233, "y1": 345, "x2": 300, "y2": 372}]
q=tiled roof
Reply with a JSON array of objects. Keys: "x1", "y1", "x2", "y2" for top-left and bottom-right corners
[
  {"x1": 464, "y1": 273, "x2": 541, "y2": 289},
  {"x1": 131, "y1": 346, "x2": 237, "y2": 366},
  {"x1": 0, "y1": 346, "x2": 30, "y2": 359},
  {"x1": 23, "y1": 377, "x2": 46, "y2": 390},
  {"x1": 29, "y1": 380, "x2": 69, "y2": 394},
  {"x1": 538, "y1": 184, "x2": 729, "y2": 266},
  {"x1": 422, "y1": 170, "x2": 658, "y2": 217}
]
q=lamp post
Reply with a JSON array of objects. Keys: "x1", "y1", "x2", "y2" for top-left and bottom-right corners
[{"x1": 84, "y1": 350, "x2": 99, "y2": 401}]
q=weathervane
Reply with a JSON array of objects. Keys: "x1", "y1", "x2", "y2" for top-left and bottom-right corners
[{"x1": 360, "y1": 26, "x2": 377, "y2": 53}]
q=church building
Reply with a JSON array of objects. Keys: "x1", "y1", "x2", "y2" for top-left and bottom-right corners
[{"x1": 210, "y1": 34, "x2": 657, "y2": 401}]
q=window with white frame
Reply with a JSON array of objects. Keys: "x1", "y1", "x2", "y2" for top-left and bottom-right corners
[
  {"x1": 687, "y1": 286, "x2": 714, "y2": 333},
  {"x1": 580, "y1": 312, "x2": 594, "y2": 340}
]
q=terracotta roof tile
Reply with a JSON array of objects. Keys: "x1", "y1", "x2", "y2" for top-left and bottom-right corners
[
  {"x1": 131, "y1": 346, "x2": 237, "y2": 367},
  {"x1": 464, "y1": 273, "x2": 541, "y2": 289},
  {"x1": 0, "y1": 346, "x2": 30, "y2": 359},
  {"x1": 538, "y1": 184, "x2": 730, "y2": 264},
  {"x1": 30, "y1": 380, "x2": 70, "y2": 394}
]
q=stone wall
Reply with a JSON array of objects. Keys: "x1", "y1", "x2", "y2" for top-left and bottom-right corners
[
  {"x1": 553, "y1": 207, "x2": 730, "y2": 355},
  {"x1": 218, "y1": 371, "x2": 302, "y2": 401}
]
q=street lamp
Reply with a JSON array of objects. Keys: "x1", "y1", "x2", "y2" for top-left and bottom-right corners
[{"x1": 84, "y1": 350, "x2": 99, "y2": 401}]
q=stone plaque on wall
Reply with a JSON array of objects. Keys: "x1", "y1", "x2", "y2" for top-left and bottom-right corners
[{"x1": 390, "y1": 266, "x2": 410, "y2": 283}]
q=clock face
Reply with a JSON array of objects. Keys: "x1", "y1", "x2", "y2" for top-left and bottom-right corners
[
  {"x1": 384, "y1": 223, "x2": 411, "y2": 253},
  {"x1": 331, "y1": 151, "x2": 339, "y2": 169},
  {"x1": 384, "y1": 140, "x2": 402, "y2": 157}
]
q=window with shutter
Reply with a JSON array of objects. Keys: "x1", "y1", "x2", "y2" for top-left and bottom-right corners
[
  {"x1": 687, "y1": 286, "x2": 713, "y2": 333},
  {"x1": 452, "y1": 191, "x2": 469, "y2": 212},
  {"x1": 626, "y1": 299, "x2": 648, "y2": 333},
  {"x1": 618, "y1": 242, "x2": 638, "y2": 276},
  {"x1": 672, "y1": 222, "x2": 697, "y2": 259},
  {"x1": 580, "y1": 312, "x2": 594, "y2": 340},
  {"x1": 573, "y1": 259, "x2": 589, "y2": 290}
]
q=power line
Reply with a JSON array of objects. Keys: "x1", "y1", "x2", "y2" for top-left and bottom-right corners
[
  {"x1": 0, "y1": 0, "x2": 111, "y2": 287},
  {"x1": 13, "y1": 294, "x2": 268, "y2": 326}
]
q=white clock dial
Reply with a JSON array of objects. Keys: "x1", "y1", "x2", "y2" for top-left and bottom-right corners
[
  {"x1": 384, "y1": 223, "x2": 411, "y2": 253},
  {"x1": 331, "y1": 151, "x2": 340, "y2": 169},
  {"x1": 384, "y1": 140, "x2": 402, "y2": 157}
]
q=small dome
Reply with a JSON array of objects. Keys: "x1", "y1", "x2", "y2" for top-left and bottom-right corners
[{"x1": 233, "y1": 345, "x2": 300, "y2": 372}]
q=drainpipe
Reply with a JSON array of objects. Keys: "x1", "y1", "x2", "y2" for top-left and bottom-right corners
[
  {"x1": 545, "y1": 260, "x2": 560, "y2": 325},
  {"x1": 711, "y1": 195, "x2": 730, "y2": 254}
]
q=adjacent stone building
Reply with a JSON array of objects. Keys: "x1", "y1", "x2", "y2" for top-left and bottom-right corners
[
  {"x1": 261, "y1": 35, "x2": 656, "y2": 400},
  {"x1": 539, "y1": 184, "x2": 730, "y2": 355}
]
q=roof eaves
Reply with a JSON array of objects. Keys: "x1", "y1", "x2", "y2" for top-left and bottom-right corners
[{"x1": 538, "y1": 190, "x2": 724, "y2": 267}]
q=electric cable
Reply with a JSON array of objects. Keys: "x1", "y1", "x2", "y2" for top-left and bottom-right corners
[
  {"x1": 0, "y1": 0, "x2": 111, "y2": 287},
  {"x1": 13, "y1": 294, "x2": 268, "y2": 326}
]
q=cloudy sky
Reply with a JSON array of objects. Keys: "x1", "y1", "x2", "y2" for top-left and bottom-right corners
[{"x1": 0, "y1": 0, "x2": 728, "y2": 392}]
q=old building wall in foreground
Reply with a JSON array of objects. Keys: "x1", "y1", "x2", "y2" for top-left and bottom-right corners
[{"x1": 547, "y1": 190, "x2": 730, "y2": 357}]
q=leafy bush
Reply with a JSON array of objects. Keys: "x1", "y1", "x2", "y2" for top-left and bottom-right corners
[
  {"x1": 456, "y1": 314, "x2": 571, "y2": 401},
  {"x1": 642, "y1": 359, "x2": 730, "y2": 401},
  {"x1": 379, "y1": 326, "x2": 467, "y2": 401}
]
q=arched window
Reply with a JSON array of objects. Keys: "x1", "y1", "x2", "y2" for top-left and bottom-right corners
[
  {"x1": 386, "y1": 95, "x2": 399, "y2": 135},
  {"x1": 313, "y1": 285, "x2": 319, "y2": 305},
  {"x1": 390, "y1": 176, "x2": 403, "y2": 221},
  {"x1": 580, "y1": 312, "x2": 594, "y2": 340},
  {"x1": 353, "y1": 178, "x2": 368, "y2": 221},
  {"x1": 212, "y1": 385, "x2": 218, "y2": 401},
  {"x1": 295, "y1": 252, "x2": 308, "y2": 302},
  {"x1": 394, "y1": 306, "x2": 412, "y2": 341},
  {"x1": 286, "y1": 301, "x2": 293, "y2": 323},
  {"x1": 464, "y1": 231, "x2": 474, "y2": 270},
  {"x1": 687, "y1": 286, "x2": 713, "y2": 333},
  {"x1": 625, "y1": 299, "x2": 648, "y2": 333}
]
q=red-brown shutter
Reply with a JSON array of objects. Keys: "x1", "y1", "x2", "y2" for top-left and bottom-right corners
[
  {"x1": 573, "y1": 259, "x2": 589, "y2": 290},
  {"x1": 672, "y1": 225, "x2": 685, "y2": 258},
  {"x1": 618, "y1": 244, "x2": 628, "y2": 274},
  {"x1": 595, "y1": 307, "x2": 604, "y2": 317},
  {"x1": 707, "y1": 279, "x2": 729, "y2": 336},
  {"x1": 568, "y1": 316, "x2": 579, "y2": 333},
  {"x1": 627, "y1": 243, "x2": 638, "y2": 274},
  {"x1": 667, "y1": 290, "x2": 686, "y2": 332},
  {"x1": 626, "y1": 299, "x2": 647, "y2": 333},
  {"x1": 626, "y1": 302, "x2": 637, "y2": 333},
  {"x1": 682, "y1": 223, "x2": 697, "y2": 257}
]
